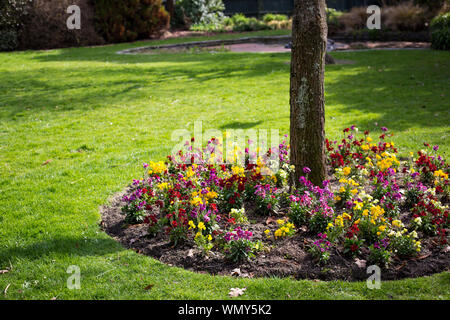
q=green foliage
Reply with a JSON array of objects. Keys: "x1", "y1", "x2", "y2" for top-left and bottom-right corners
[
  {"x1": 93, "y1": 0, "x2": 169, "y2": 43},
  {"x1": 309, "y1": 214, "x2": 332, "y2": 234},
  {"x1": 368, "y1": 245, "x2": 391, "y2": 268},
  {"x1": 431, "y1": 13, "x2": 450, "y2": 50},
  {"x1": 0, "y1": 29, "x2": 19, "y2": 52},
  {"x1": 227, "y1": 14, "x2": 270, "y2": 32},
  {"x1": 177, "y1": 0, "x2": 225, "y2": 26},
  {"x1": 262, "y1": 13, "x2": 288, "y2": 23},
  {"x1": 0, "y1": 0, "x2": 31, "y2": 51},
  {"x1": 288, "y1": 202, "x2": 309, "y2": 227}
]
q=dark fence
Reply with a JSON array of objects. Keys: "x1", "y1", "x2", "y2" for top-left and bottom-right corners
[{"x1": 223, "y1": 0, "x2": 384, "y2": 17}]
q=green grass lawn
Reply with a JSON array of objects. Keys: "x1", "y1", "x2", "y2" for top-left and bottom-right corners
[{"x1": 0, "y1": 30, "x2": 449, "y2": 300}]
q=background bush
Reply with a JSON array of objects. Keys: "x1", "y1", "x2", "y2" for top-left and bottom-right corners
[
  {"x1": 18, "y1": 0, "x2": 104, "y2": 50},
  {"x1": 93, "y1": 0, "x2": 169, "y2": 43},
  {"x1": 383, "y1": 1, "x2": 428, "y2": 31},
  {"x1": 176, "y1": 0, "x2": 225, "y2": 27},
  {"x1": 0, "y1": 0, "x2": 31, "y2": 51},
  {"x1": 431, "y1": 12, "x2": 450, "y2": 50}
]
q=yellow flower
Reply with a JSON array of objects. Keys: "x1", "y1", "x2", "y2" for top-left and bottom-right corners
[
  {"x1": 207, "y1": 234, "x2": 212, "y2": 241},
  {"x1": 343, "y1": 212, "x2": 352, "y2": 220},
  {"x1": 353, "y1": 201, "x2": 363, "y2": 210},
  {"x1": 392, "y1": 220, "x2": 402, "y2": 228},
  {"x1": 188, "y1": 221, "x2": 196, "y2": 230},
  {"x1": 343, "y1": 167, "x2": 351, "y2": 176},
  {"x1": 158, "y1": 182, "x2": 170, "y2": 190},
  {"x1": 378, "y1": 225, "x2": 386, "y2": 232},
  {"x1": 148, "y1": 161, "x2": 167, "y2": 175},
  {"x1": 191, "y1": 197, "x2": 203, "y2": 206},
  {"x1": 366, "y1": 137, "x2": 373, "y2": 142},
  {"x1": 335, "y1": 195, "x2": 342, "y2": 202},
  {"x1": 231, "y1": 166, "x2": 245, "y2": 177},
  {"x1": 186, "y1": 166, "x2": 195, "y2": 178},
  {"x1": 339, "y1": 186, "x2": 346, "y2": 193},
  {"x1": 198, "y1": 222, "x2": 206, "y2": 231},
  {"x1": 351, "y1": 188, "x2": 358, "y2": 195}
]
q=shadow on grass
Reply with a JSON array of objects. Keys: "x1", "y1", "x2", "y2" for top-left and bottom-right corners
[
  {"x1": 220, "y1": 120, "x2": 263, "y2": 129},
  {"x1": 1, "y1": 48, "x2": 449, "y2": 134},
  {"x1": 0, "y1": 237, "x2": 123, "y2": 261}
]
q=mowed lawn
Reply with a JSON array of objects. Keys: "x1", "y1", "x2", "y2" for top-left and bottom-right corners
[{"x1": 0, "y1": 31, "x2": 449, "y2": 300}]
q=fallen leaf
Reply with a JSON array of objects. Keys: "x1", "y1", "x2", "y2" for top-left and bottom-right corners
[
  {"x1": 442, "y1": 246, "x2": 450, "y2": 253},
  {"x1": 416, "y1": 253, "x2": 431, "y2": 260},
  {"x1": 41, "y1": 159, "x2": 52, "y2": 166},
  {"x1": 144, "y1": 284, "x2": 154, "y2": 291},
  {"x1": 231, "y1": 268, "x2": 241, "y2": 276},
  {"x1": 394, "y1": 262, "x2": 407, "y2": 271},
  {"x1": 228, "y1": 287, "x2": 246, "y2": 298},
  {"x1": 187, "y1": 249, "x2": 195, "y2": 257},
  {"x1": 354, "y1": 258, "x2": 367, "y2": 269},
  {"x1": 0, "y1": 270, "x2": 9, "y2": 274},
  {"x1": 265, "y1": 217, "x2": 277, "y2": 225},
  {"x1": 231, "y1": 268, "x2": 250, "y2": 278},
  {"x1": 3, "y1": 283, "x2": 10, "y2": 296},
  {"x1": 50, "y1": 297, "x2": 57, "y2": 300}
]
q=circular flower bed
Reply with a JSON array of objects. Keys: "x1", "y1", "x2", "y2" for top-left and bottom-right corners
[{"x1": 101, "y1": 126, "x2": 449, "y2": 281}]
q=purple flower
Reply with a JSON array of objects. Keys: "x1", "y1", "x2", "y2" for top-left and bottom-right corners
[
  {"x1": 303, "y1": 167, "x2": 311, "y2": 174},
  {"x1": 433, "y1": 145, "x2": 439, "y2": 151},
  {"x1": 381, "y1": 127, "x2": 388, "y2": 132}
]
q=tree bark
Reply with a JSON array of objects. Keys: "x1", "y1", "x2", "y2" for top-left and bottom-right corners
[
  {"x1": 166, "y1": 0, "x2": 175, "y2": 20},
  {"x1": 289, "y1": 0, "x2": 327, "y2": 186}
]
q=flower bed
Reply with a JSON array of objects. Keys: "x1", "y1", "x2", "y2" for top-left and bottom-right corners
[{"x1": 101, "y1": 126, "x2": 449, "y2": 281}]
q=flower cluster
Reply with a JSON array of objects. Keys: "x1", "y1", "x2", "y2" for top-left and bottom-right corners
[{"x1": 121, "y1": 126, "x2": 448, "y2": 267}]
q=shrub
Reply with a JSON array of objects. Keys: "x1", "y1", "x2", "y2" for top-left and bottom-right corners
[
  {"x1": 228, "y1": 14, "x2": 270, "y2": 32},
  {"x1": 0, "y1": 0, "x2": 31, "y2": 51},
  {"x1": 431, "y1": 13, "x2": 450, "y2": 50},
  {"x1": 414, "y1": 0, "x2": 446, "y2": 11},
  {"x1": 18, "y1": 0, "x2": 104, "y2": 50},
  {"x1": 267, "y1": 19, "x2": 292, "y2": 30},
  {"x1": 262, "y1": 13, "x2": 288, "y2": 23},
  {"x1": 177, "y1": 0, "x2": 225, "y2": 26},
  {"x1": 326, "y1": 7, "x2": 344, "y2": 35},
  {"x1": 93, "y1": 0, "x2": 169, "y2": 43},
  {"x1": 0, "y1": 30, "x2": 19, "y2": 52},
  {"x1": 338, "y1": 7, "x2": 368, "y2": 32},
  {"x1": 383, "y1": 1, "x2": 428, "y2": 32}
]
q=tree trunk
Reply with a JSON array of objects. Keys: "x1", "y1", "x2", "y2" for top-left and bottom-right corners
[
  {"x1": 289, "y1": 0, "x2": 327, "y2": 186},
  {"x1": 166, "y1": 0, "x2": 175, "y2": 20}
]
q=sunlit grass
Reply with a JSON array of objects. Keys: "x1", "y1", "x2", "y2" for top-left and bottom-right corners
[{"x1": 0, "y1": 31, "x2": 449, "y2": 299}]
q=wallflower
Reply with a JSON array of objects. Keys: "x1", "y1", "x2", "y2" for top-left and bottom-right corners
[
  {"x1": 191, "y1": 197, "x2": 203, "y2": 206},
  {"x1": 198, "y1": 222, "x2": 206, "y2": 231},
  {"x1": 148, "y1": 161, "x2": 167, "y2": 175},
  {"x1": 343, "y1": 167, "x2": 351, "y2": 176}
]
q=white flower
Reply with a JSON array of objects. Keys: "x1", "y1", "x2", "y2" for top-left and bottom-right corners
[{"x1": 413, "y1": 217, "x2": 422, "y2": 226}]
